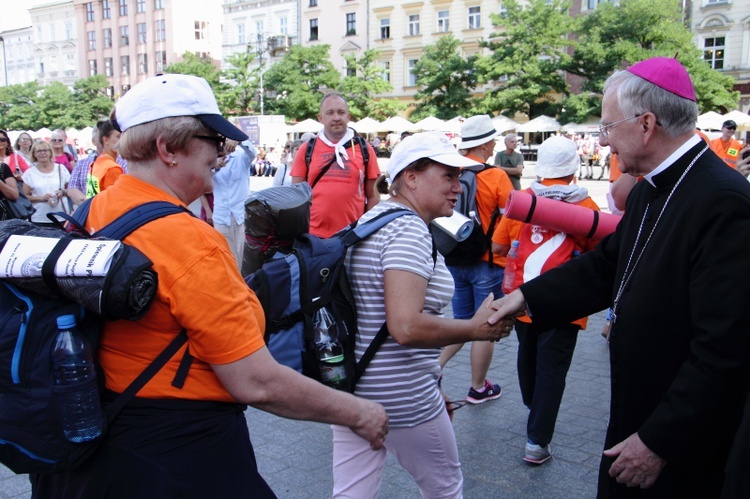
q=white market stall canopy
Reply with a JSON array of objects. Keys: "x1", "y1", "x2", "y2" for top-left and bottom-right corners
[
  {"x1": 697, "y1": 111, "x2": 726, "y2": 131},
  {"x1": 516, "y1": 115, "x2": 561, "y2": 133},
  {"x1": 561, "y1": 118, "x2": 601, "y2": 134},
  {"x1": 351, "y1": 117, "x2": 381, "y2": 134},
  {"x1": 414, "y1": 116, "x2": 446, "y2": 131},
  {"x1": 492, "y1": 115, "x2": 520, "y2": 133},
  {"x1": 289, "y1": 118, "x2": 323, "y2": 133},
  {"x1": 378, "y1": 116, "x2": 417, "y2": 133},
  {"x1": 723, "y1": 109, "x2": 750, "y2": 127}
]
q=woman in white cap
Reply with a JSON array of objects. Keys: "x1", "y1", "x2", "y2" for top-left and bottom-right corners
[
  {"x1": 333, "y1": 131, "x2": 513, "y2": 498},
  {"x1": 31, "y1": 74, "x2": 388, "y2": 498}
]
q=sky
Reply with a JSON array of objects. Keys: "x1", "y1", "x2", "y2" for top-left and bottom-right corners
[{"x1": 1, "y1": 1, "x2": 44, "y2": 32}]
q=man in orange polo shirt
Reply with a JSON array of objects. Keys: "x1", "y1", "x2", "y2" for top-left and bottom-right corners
[
  {"x1": 437, "y1": 115, "x2": 513, "y2": 404},
  {"x1": 710, "y1": 120, "x2": 742, "y2": 168}
]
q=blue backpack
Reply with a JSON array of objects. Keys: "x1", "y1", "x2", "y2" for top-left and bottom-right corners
[
  {"x1": 246, "y1": 208, "x2": 421, "y2": 392},
  {"x1": 0, "y1": 200, "x2": 191, "y2": 474}
]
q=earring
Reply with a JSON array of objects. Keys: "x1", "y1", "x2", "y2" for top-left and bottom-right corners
[{"x1": 170, "y1": 161, "x2": 177, "y2": 167}]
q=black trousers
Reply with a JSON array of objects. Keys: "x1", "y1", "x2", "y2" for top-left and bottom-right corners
[
  {"x1": 31, "y1": 396, "x2": 276, "y2": 499},
  {"x1": 515, "y1": 320, "x2": 579, "y2": 447}
]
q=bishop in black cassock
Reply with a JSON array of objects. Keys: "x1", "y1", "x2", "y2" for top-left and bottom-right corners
[{"x1": 491, "y1": 58, "x2": 750, "y2": 497}]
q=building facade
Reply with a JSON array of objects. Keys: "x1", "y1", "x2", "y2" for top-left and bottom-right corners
[
  {"x1": 29, "y1": 1, "x2": 79, "y2": 87},
  {"x1": 0, "y1": 27, "x2": 36, "y2": 86},
  {"x1": 688, "y1": 0, "x2": 750, "y2": 112},
  {"x1": 72, "y1": 0, "x2": 222, "y2": 100}
]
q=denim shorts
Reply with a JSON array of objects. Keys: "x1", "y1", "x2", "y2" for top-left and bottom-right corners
[{"x1": 447, "y1": 262, "x2": 504, "y2": 319}]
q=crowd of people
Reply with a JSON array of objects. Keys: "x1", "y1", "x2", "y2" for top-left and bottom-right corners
[{"x1": 2, "y1": 56, "x2": 750, "y2": 499}]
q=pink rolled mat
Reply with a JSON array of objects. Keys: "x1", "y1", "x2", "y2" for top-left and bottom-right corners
[{"x1": 504, "y1": 190, "x2": 621, "y2": 239}]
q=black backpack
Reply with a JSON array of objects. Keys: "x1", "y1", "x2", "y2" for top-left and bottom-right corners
[
  {"x1": 0, "y1": 200, "x2": 191, "y2": 474},
  {"x1": 432, "y1": 164, "x2": 501, "y2": 266},
  {"x1": 303, "y1": 134, "x2": 371, "y2": 188},
  {"x1": 245, "y1": 208, "x2": 428, "y2": 393}
]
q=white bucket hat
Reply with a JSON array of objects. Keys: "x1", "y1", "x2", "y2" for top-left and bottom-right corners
[
  {"x1": 535, "y1": 135, "x2": 580, "y2": 179},
  {"x1": 387, "y1": 131, "x2": 480, "y2": 185},
  {"x1": 458, "y1": 115, "x2": 500, "y2": 150}
]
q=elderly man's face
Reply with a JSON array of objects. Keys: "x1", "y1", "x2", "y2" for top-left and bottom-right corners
[
  {"x1": 318, "y1": 96, "x2": 350, "y2": 141},
  {"x1": 505, "y1": 137, "x2": 518, "y2": 151}
]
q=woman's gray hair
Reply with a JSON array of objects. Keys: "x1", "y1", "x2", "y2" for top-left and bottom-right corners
[
  {"x1": 116, "y1": 115, "x2": 211, "y2": 163},
  {"x1": 604, "y1": 69, "x2": 698, "y2": 138}
]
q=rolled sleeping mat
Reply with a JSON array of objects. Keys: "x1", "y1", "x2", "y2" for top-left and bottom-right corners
[{"x1": 504, "y1": 190, "x2": 621, "y2": 239}]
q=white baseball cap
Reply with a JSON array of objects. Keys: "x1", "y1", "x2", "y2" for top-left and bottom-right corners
[
  {"x1": 386, "y1": 131, "x2": 481, "y2": 185},
  {"x1": 535, "y1": 135, "x2": 580, "y2": 179},
  {"x1": 113, "y1": 74, "x2": 248, "y2": 141}
]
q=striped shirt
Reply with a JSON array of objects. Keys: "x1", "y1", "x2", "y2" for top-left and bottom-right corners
[{"x1": 345, "y1": 201, "x2": 454, "y2": 427}]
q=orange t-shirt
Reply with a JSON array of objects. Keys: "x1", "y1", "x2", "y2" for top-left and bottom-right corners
[
  {"x1": 609, "y1": 153, "x2": 621, "y2": 182},
  {"x1": 84, "y1": 175, "x2": 266, "y2": 402},
  {"x1": 88, "y1": 152, "x2": 123, "y2": 195},
  {"x1": 493, "y1": 179, "x2": 599, "y2": 329},
  {"x1": 290, "y1": 138, "x2": 381, "y2": 238},
  {"x1": 464, "y1": 154, "x2": 514, "y2": 267}
]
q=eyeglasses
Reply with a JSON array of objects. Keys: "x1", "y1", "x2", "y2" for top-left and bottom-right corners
[
  {"x1": 194, "y1": 135, "x2": 226, "y2": 153},
  {"x1": 50, "y1": 138, "x2": 64, "y2": 143},
  {"x1": 0, "y1": 138, "x2": 8, "y2": 143},
  {"x1": 599, "y1": 114, "x2": 642, "y2": 138},
  {"x1": 35, "y1": 149, "x2": 51, "y2": 154}
]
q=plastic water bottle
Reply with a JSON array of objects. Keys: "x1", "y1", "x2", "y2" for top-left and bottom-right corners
[
  {"x1": 313, "y1": 307, "x2": 350, "y2": 391},
  {"x1": 51, "y1": 315, "x2": 104, "y2": 443},
  {"x1": 502, "y1": 240, "x2": 520, "y2": 295}
]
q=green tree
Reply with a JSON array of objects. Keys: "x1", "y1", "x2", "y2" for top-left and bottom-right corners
[
  {"x1": 0, "y1": 81, "x2": 43, "y2": 130},
  {"x1": 410, "y1": 34, "x2": 479, "y2": 120},
  {"x1": 262, "y1": 45, "x2": 341, "y2": 120},
  {"x1": 37, "y1": 82, "x2": 74, "y2": 129},
  {"x1": 562, "y1": 0, "x2": 737, "y2": 117},
  {"x1": 339, "y1": 49, "x2": 405, "y2": 120},
  {"x1": 221, "y1": 51, "x2": 260, "y2": 116},
  {"x1": 67, "y1": 75, "x2": 115, "y2": 128},
  {"x1": 477, "y1": 0, "x2": 576, "y2": 118}
]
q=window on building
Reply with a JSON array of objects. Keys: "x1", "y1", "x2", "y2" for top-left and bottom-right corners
[
  {"x1": 86, "y1": 2, "x2": 95, "y2": 22},
  {"x1": 237, "y1": 24, "x2": 245, "y2": 45},
  {"x1": 39, "y1": 62, "x2": 44, "y2": 74},
  {"x1": 408, "y1": 15, "x2": 420, "y2": 36},
  {"x1": 137, "y1": 0, "x2": 145, "y2": 13},
  {"x1": 310, "y1": 18, "x2": 319, "y2": 40},
  {"x1": 50, "y1": 25, "x2": 56, "y2": 42},
  {"x1": 122, "y1": 84, "x2": 131, "y2": 94},
  {"x1": 310, "y1": 0, "x2": 317, "y2": 6},
  {"x1": 89, "y1": 59, "x2": 97, "y2": 76},
  {"x1": 380, "y1": 18, "x2": 390, "y2": 39},
  {"x1": 119, "y1": 0, "x2": 128, "y2": 16},
  {"x1": 280, "y1": 17, "x2": 287, "y2": 36},
  {"x1": 104, "y1": 28, "x2": 113, "y2": 48},
  {"x1": 121, "y1": 55, "x2": 130, "y2": 75},
  {"x1": 437, "y1": 10, "x2": 449, "y2": 32},
  {"x1": 106, "y1": 86, "x2": 114, "y2": 98},
  {"x1": 468, "y1": 6, "x2": 481, "y2": 29},
  {"x1": 65, "y1": 23, "x2": 72, "y2": 40},
  {"x1": 137, "y1": 23, "x2": 147, "y2": 44},
  {"x1": 87, "y1": 31, "x2": 96, "y2": 50},
  {"x1": 703, "y1": 37, "x2": 725, "y2": 69},
  {"x1": 380, "y1": 61, "x2": 390, "y2": 82},
  {"x1": 346, "y1": 60, "x2": 356, "y2": 77},
  {"x1": 154, "y1": 0, "x2": 164, "y2": 9},
  {"x1": 155, "y1": 50, "x2": 166, "y2": 72},
  {"x1": 138, "y1": 53, "x2": 148, "y2": 74},
  {"x1": 103, "y1": 0, "x2": 111, "y2": 19},
  {"x1": 37, "y1": 26, "x2": 43, "y2": 43},
  {"x1": 155, "y1": 19, "x2": 166, "y2": 41},
  {"x1": 255, "y1": 21, "x2": 263, "y2": 34},
  {"x1": 346, "y1": 13, "x2": 356, "y2": 35},
  {"x1": 104, "y1": 57, "x2": 113, "y2": 76},
  {"x1": 587, "y1": 0, "x2": 613, "y2": 8},
  {"x1": 195, "y1": 21, "x2": 208, "y2": 40},
  {"x1": 120, "y1": 26, "x2": 129, "y2": 45},
  {"x1": 408, "y1": 58, "x2": 418, "y2": 85}
]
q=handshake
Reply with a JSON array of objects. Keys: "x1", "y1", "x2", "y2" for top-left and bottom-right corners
[{"x1": 474, "y1": 290, "x2": 527, "y2": 342}]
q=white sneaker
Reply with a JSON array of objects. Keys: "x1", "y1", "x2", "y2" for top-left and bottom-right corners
[{"x1": 524, "y1": 442, "x2": 553, "y2": 464}]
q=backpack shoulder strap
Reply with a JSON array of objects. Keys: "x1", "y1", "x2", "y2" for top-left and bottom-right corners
[
  {"x1": 339, "y1": 208, "x2": 414, "y2": 247},
  {"x1": 304, "y1": 137, "x2": 316, "y2": 171},
  {"x1": 352, "y1": 135, "x2": 370, "y2": 173},
  {"x1": 75, "y1": 200, "x2": 192, "y2": 240}
]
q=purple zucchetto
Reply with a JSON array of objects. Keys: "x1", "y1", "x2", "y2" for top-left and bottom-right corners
[{"x1": 626, "y1": 57, "x2": 697, "y2": 102}]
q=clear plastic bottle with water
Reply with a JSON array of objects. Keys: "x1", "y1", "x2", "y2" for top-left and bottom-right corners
[
  {"x1": 313, "y1": 306, "x2": 350, "y2": 391},
  {"x1": 502, "y1": 240, "x2": 520, "y2": 295},
  {"x1": 51, "y1": 315, "x2": 104, "y2": 443}
]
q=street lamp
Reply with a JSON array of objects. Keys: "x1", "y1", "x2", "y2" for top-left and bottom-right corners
[
  {"x1": 0, "y1": 37, "x2": 8, "y2": 87},
  {"x1": 253, "y1": 33, "x2": 269, "y2": 116}
]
